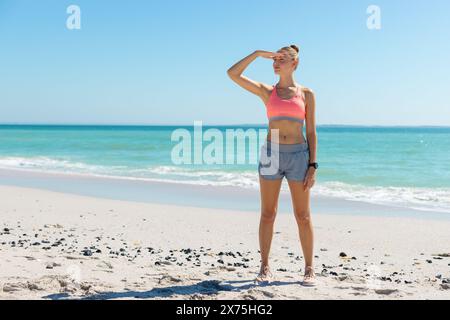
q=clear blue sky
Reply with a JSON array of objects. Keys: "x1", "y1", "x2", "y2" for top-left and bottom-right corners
[{"x1": 1, "y1": 0, "x2": 449, "y2": 126}]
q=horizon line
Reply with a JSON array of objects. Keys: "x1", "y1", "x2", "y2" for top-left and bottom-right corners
[{"x1": 1, "y1": 123, "x2": 450, "y2": 128}]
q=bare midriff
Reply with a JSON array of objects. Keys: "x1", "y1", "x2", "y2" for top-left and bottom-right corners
[{"x1": 267, "y1": 119, "x2": 306, "y2": 144}]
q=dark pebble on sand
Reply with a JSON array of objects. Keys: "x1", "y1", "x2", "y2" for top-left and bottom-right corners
[
  {"x1": 339, "y1": 252, "x2": 347, "y2": 257},
  {"x1": 82, "y1": 249, "x2": 93, "y2": 256}
]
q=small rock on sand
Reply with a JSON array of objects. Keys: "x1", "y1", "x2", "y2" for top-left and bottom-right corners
[{"x1": 375, "y1": 289, "x2": 398, "y2": 295}]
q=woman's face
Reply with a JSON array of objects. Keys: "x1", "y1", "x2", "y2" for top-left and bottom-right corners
[{"x1": 273, "y1": 50, "x2": 296, "y2": 74}]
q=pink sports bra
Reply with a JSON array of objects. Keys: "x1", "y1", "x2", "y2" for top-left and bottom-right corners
[{"x1": 265, "y1": 83, "x2": 306, "y2": 124}]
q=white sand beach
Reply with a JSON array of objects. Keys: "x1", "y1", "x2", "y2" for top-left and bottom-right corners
[
  {"x1": 1, "y1": 182, "x2": 450, "y2": 300},
  {"x1": 2, "y1": 0, "x2": 450, "y2": 303}
]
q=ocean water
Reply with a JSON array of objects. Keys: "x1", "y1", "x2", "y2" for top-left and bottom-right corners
[{"x1": 0, "y1": 124, "x2": 449, "y2": 214}]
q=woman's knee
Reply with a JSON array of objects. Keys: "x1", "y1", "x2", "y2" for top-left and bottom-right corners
[
  {"x1": 294, "y1": 209, "x2": 311, "y2": 226},
  {"x1": 260, "y1": 208, "x2": 277, "y2": 224}
]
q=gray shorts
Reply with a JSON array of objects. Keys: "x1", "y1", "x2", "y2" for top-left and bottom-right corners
[{"x1": 258, "y1": 140, "x2": 310, "y2": 182}]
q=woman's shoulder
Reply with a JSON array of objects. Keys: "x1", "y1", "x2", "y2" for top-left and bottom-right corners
[
  {"x1": 260, "y1": 82, "x2": 275, "y2": 96},
  {"x1": 298, "y1": 84, "x2": 314, "y2": 93},
  {"x1": 298, "y1": 85, "x2": 315, "y2": 99},
  {"x1": 260, "y1": 82, "x2": 275, "y2": 92},
  {"x1": 259, "y1": 82, "x2": 275, "y2": 103}
]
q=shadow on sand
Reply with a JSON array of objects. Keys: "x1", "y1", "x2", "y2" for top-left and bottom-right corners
[{"x1": 43, "y1": 278, "x2": 300, "y2": 300}]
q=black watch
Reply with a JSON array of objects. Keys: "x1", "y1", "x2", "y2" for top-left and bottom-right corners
[{"x1": 308, "y1": 162, "x2": 318, "y2": 169}]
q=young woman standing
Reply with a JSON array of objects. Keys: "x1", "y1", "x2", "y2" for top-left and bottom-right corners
[{"x1": 227, "y1": 45, "x2": 318, "y2": 286}]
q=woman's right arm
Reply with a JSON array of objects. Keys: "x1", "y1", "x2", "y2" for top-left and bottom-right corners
[{"x1": 227, "y1": 50, "x2": 280, "y2": 98}]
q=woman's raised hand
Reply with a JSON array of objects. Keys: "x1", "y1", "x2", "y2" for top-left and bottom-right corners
[{"x1": 255, "y1": 50, "x2": 283, "y2": 60}]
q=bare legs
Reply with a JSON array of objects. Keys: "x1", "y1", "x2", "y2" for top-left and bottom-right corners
[
  {"x1": 258, "y1": 177, "x2": 282, "y2": 271},
  {"x1": 287, "y1": 179, "x2": 314, "y2": 269},
  {"x1": 258, "y1": 176, "x2": 314, "y2": 277}
]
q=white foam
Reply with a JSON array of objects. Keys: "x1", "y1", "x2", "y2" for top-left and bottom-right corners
[
  {"x1": 314, "y1": 181, "x2": 450, "y2": 213},
  {"x1": 1, "y1": 157, "x2": 449, "y2": 213}
]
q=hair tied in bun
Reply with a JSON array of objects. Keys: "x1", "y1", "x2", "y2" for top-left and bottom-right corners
[{"x1": 290, "y1": 44, "x2": 299, "y2": 53}]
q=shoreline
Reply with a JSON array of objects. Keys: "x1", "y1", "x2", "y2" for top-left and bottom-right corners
[{"x1": 0, "y1": 167, "x2": 449, "y2": 221}]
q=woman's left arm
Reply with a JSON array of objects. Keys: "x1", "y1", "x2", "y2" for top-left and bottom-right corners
[{"x1": 304, "y1": 88, "x2": 317, "y2": 191}]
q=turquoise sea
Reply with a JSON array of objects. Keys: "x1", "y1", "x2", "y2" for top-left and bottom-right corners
[{"x1": 0, "y1": 124, "x2": 449, "y2": 213}]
